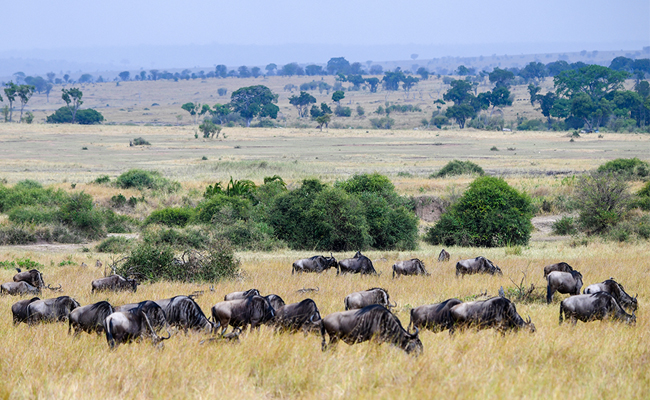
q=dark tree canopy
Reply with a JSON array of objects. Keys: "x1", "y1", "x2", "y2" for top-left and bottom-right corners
[
  {"x1": 230, "y1": 85, "x2": 278, "y2": 126},
  {"x1": 326, "y1": 57, "x2": 351, "y2": 75}
]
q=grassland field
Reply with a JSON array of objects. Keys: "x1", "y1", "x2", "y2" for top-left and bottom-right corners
[{"x1": 0, "y1": 101, "x2": 649, "y2": 398}]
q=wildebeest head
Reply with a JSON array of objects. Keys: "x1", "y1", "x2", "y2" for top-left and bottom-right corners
[
  {"x1": 13, "y1": 268, "x2": 45, "y2": 289},
  {"x1": 438, "y1": 249, "x2": 450, "y2": 262},
  {"x1": 483, "y1": 258, "x2": 502, "y2": 275},
  {"x1": 264, "y1": 294, "x2": 285, "y2": 310}
]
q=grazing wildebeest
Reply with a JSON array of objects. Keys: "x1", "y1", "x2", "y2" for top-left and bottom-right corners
[
  {"x1": 26, "y1": 296, "x2": 81, "y2": 324},
  {"x1": 68, "y1": 301, "x2": 114, "y2": 336},
  {"x1": 456, "y1": 257, "x2": 502, "y2": 277},
  {"x1": 320, "y1": 304, "x2": 422, "y2": 356},
  {"x1": 103, "y1": 306, "x2": 171, "y2": 349},
  {"x1": 114, "y1": 301, "x2": 168, "y2": 331},
  {"x1": 292, "y1": 254, "x2": 338, "y2": 274},
  {"x1": 543, "y1": 262, "x2": 574, "y2": 278},
  {"x1": 449, "y1": 297, "x2": 535, "y2": 334},
  {"x1": 408, "y1": 298, "x2": 463, "y2": 333},
  {"x1": 224, "y1": 289, "x2": 260, "y2": 301},
  {"x1": 154, "y1": 295, "x2": 213, "y2": 333},
  {"x1": 211, "y1": 295, "x2": 276, "y2": 336},
  {"x1": 344, "y1": 288, "x2": 395, "y2": 310},
  {"x1": 274, "y1": 298, "x2": 322, "y2": 334},
  {"x1": 264, "y1": 294, "x2": 285, "y2": 310},
  {"x1": 91, "y1": 274, "x2": 138, "y2": 293},
  {"x1": 13, "y1": 268, "x2": 45, "y2": 288},
  {"x1": 338, "y1": 251, "x2": 378, "y2": 275},
  {"x1": 438, "y1": 249, "x2": 450, "y2": 262},
  {"x1": 11, "y1": 297, "x2": 40, "y2": 325},
  {"x1": 559, "y1": 292, "x2": 636, "y2": 325},
  {"x1": 1, "y1": 281, "x2": 40, "y2": 296},
  {"x1": 583, "y1": 279, "x2": 638, "y2": 312},
  {"x1": 546, "y1": 270, "x2": 583, "y2": 303},
  {"x1": 392, "y1": 259, "x2": 429, "y2": 278}
]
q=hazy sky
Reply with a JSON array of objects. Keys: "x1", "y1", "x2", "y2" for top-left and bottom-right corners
[{"x1": 0, "y1": 0, "x2": 648, "y2": 72}]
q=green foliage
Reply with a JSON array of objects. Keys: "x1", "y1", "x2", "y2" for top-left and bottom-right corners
[
  {"x1": 115, "y1": 169, "x2": 180, "y2": 192},
  {"x1": 145, "y1": 207, "x2": 195, "y2": 227},
  {"x1": 425, "y1": 176, "x2": 533, "y2": 247},
  {"x1": 552, "y1": 217, "x2": 577, "y2": 235},
  {"x1": 195, "y1": 194, "x2": 252, "y2": 223},
  {"x1": 597, "y1": 158, "x2": 649, "y2": 180},
  {"x1": 0, "y1": 226, "x2": 38, "y2": 245},
  {"x1": 118, "y1": 243, "x2": 176, "y2": 281},
  {"x1": 93, "y1": 175, "x2": 111, "y2": 184},
  {"x1": 0, "y1": 257, "x2": 43, "y2": 270},
  {"x1": 132, "y1": 137, "x2": 150, "y2": 145},
  {"x1": 334, "y1": 105, "x2": 352, "y2": 117},
  {"x1": 0, "y1": 180, "x2": 67, "y2": 213},
  {"x1": 576, "y1": 172, "x2": 632, "y2": 234},
  {"x1": 445, "y1": 104, "x2": 476, "y2": 128},
  {"x1": 58, "y1": 192, "x2": 106, "y2": 240},
  {"x1": 369, "y1": 116, "x2": 395, "y2": 129},
  {"x1": 336, "y1": 173, "x2": 395, "y2": 196},
  {"x1": 230, "y1": 85, "x2": 278, "y2": 127},
  {"x1": 142, "y1": 226, "x2": 213, "y2": 250},
  {"x1": 432, "y1": 160, "x2": 484, "y2": 178},
  {"x1": 96, "y1": 236, "x2": 135, "y2": 253},
  {"x1": 517, "y1": 118, "x2": 545, "y2": 131},
  {"x1": 332, "y1": 90, "x2": 345, "y2": 103},
  {"x1": 289, "y1": 91, "x2": 317, "y2": 118},
  {"x1": 8, "y1": 206, "x2": 57, "y2": 224},
  {"x1": 199, "y1": 120, "x2": 222, "y2": 138},
  {"x1": 101, "y1": 209, "x2": 136, "y2": 233},
  {"x1": 204, "y1": 177, "x2": 257, "y2": 199},
  {"x1": 46, "y1": 107, "x2": 104, "y2": 124}
]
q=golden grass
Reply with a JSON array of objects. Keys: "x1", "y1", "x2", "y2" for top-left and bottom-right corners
[{"x1": 0, "y1": 241, "x2": 648, "y2": 399}]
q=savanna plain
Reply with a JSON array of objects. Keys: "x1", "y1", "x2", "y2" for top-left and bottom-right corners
[{"x1": 0, "y1": 110, "x2": 649, "y2": 398}]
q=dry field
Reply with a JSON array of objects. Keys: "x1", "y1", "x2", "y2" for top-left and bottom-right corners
[{"x1": 0, "y1": 124, "x2": 649, "y2": 399}]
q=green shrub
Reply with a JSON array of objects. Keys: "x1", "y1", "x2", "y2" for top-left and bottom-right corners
[
  {"x1": 357, "y1": 192, "x2": 418, "y2": 250},
  {"x1": 213, "y1": 220, "x2": 283, "y2": 251},
  {"x1": 0, "y1": 226, "x2": 38, "y2": 245},
  {"x1": 117, "y1": 243, "x2": 175, "y2": 281},
  {"x1": 336, "y1": 173, "x2": 396, "y2": 197},
  {"x1": 96, "y1": 236, "x2": 135, "y2": 253},
  {"x1": 552, "y1": 216, "x2": 577, "y2": 235},
  {"x1": 516, "y1": 118, "x2": 545, "y2": 131},
  {"x1": 431, "y1": 160, "x2": 484, "y2": 178},
  {"x1": 195, "y1": 194, "x2": 252, "y2": 223},
  {"x1": 94, "y1": 175, "x2": 111, "y2": 184},
  {"x1": 597, "y1": 158, "x2": 649, "y2": 180},
  {"x1": 0, "y1": 181, "x2": 68, "y2": 212},
  {"x1": 145, "y1": 207, "x2": 195, "y2": 227},
  {"x1": 57, "y1": 192, "x2": 106, "y2": 240},
  {"x1": 0, "y1": 257, "x2": 43, "y2": 270},
  {"x1": 8, "y1": 206, "x2": 57, "y2": 224},
  {"x1": 132, "y1": 137, "x2": 150, "y2": 145},
  {"x1": 432, "y1": 115, "x2": 449, "y2": 128},
  {"x1": 425, "y1": 176, "x2": 533, "y2": 247},
  {"x1": 46, "y1": 107, "x2": 104, "y2": 124},
  {"x1": 576, "y1": 172, "x2": 631, "y2": 234},
  {"x1": 369, "y1": 117, "x2": 395, "y2": 129},
  {"x1": 116, "y1": 169, "x2": 180, "y2": 192},
  {"x1": 142, "y1": 226, "x2": 212, "y2": 250},
  {"x1": 110, "y1": 194, "x2": 127, "y2": 208},
  {"x1": 101, "y1": 209, "x2": 136, "y2": 233},
  {"x1": 334, "y1": 105, "x2": 352, "y2": 117}
]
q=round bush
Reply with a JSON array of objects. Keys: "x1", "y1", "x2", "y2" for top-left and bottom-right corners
[
  {"x1": 425, "y1": 176, "x2": 533, "y2": 247},
  {"x1": 116, "y1": 169, "x2": 180, "y2": 192},
  {"x1": 432, "y1": 160, "x2": 484, "y2": 178},
  {"x1": 597, "y1": 158, "x2": 649, "y2": 180},
  {"x1": 145, "y1": 207, "x2": 195, "y2": 227}
]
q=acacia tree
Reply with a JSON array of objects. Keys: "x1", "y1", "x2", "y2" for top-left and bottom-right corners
[
  {"x1": 16, "y1": 84, "x2": 35, "y2": 122},
  {"x1": 315, "y1": 114, "x2": 331, "y2": 131},
  {"x1": 289, "y1": 91, "x2": 316, "y2": 118},
  {"x1": 118, "y1": 71, "x2": 130, "y2": 81},
  {"x1": 230, "y1": 85, "x2": 278, "y2": 127},
  {"x1": 3, "y1": 82, "x2": 18, "y2": 122},
  {"x1": 332, "y1": 90, "x2": 345, "y2": 105},
  {"x1": 62, "y1": 88, "x2": 83, "y2": 123}
]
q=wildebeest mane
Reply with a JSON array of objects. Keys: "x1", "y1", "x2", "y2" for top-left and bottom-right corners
[{"x1": 350, "y1": 305, "x2": 407, "y2": 343}]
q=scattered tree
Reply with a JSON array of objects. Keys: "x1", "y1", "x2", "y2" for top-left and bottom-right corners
[
  {"x1": 199, "y1": 120, "x2": 222, "y2": 138},
  {"x1": 118, "y1": 71, "x2": 130, "y2": 81},
  {"x1": 61, "y1": 88, "x2": 83, "y2": 123},
  {"x1": 230, "y1": 85, "x2": 278, "y2": 127},
  {"x1": 289, "y1": 91, "x2": 316, "y2": 118},
  {"x1": 332, "y1": 90, "x2": 345, "y2": 104},
  {"x1": 3, "y1": 82, "x2": 18, "y2": 122},
  {"x1": 315, "y1": 114, "x2": 331, "y2": 131},
  {"x1": 16, "y1": 84, "x2": 35, "y2": 122}
]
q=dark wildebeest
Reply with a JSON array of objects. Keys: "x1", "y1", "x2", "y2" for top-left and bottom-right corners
[
  {"x1": 344, "y1": 288, "x2": 396, "y2": 310},
  {"x1": 438, "y1": 249, "x2": 450, "y2": 262},
  {"x1": 1, "y1": 281, "x2": 41, "y2": 296},
  {"x1": 103, "y1": 305, "x2": 171, "y2": 349},
  {"x1": 154, "y1": 295, "x2": 213, "y2": 334},
  {"x1": 13, "y1": 268, "x2": 45, "y2": 288},
  {"x1": 320, "y1": 304, "x2": 423, "y2": 356},
  {"x1": 392, "y1": 259, "x2": 429, "y2": 278},
  {"x1": 546, "y1": 270, "x2": 583, "y2": 303},
  {"x1": 449, "y1": 297, "x2": 535, "y2": 334},
  {"x1": 264, "y1": 294, "x2": 285, "y2": 310},
  {"x1": 559, "y1": 292, "x2": 636, "y2": 325},
  {"x1": 543, "y1": 262, "x2": 574, "y2": 278},
  {"x1": 292, "y1": 254, "x2": 338, "y2": 274},
  {"x1": 224, "y1": 289, "x2": 260, "y2": 301},
  {"x1": 408, "y1": 298, "x2": 463, "y2": 333},
  {"x1": 11, "y1": 297, "x2": 40, "y2": 325},
  {"x1": 583, "y1": 279, "x2": 638, "y2": 312},
  {"x1": 211, "y1": 295, "x2": 276, "y2": 336},
  {"x1": 274, "y1": 298, "x2": 322, "y2": 334},
  {"x1": 114, "y1": 301, "x2": 168, "y2": 331},
  {"x1": 26, "y1": 296, "x2": 81, "y2": 324},
  {"x1": 91, "y1": 274, "x2": 138, "y2": 293},
  {"x1": 68, "y1": 301, "x2": 114, "y2": 336},
  {"x1": 338, "y1": 251, "x2": 378, "y2": 275},
  {"x1": 456, "y1": 257, "x2": 502, "y2": 277}
]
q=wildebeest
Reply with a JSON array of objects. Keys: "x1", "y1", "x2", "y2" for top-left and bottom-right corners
[
  {"x1": 456, "y1": 257, "x2": 502, "y2": 277},
  {"x1": 449, "y1": 297, "x2": 535, "y2": 334},
  {"x1": 211, "y1": 295, "x2": 276, "y2": 336},
  {"x1": 11, "y1": 297, "x2": 40, "y2": 325},
  {"x1": 1, "y1": 281, "x2": 40, "y2": 296},
  {"x1": 583, "y1": 279, "x2": 637, "y2": 312},
  {"x1": 543, "y1": 262, "x2": 574, "y2": 278},
  {"x1": 338, "y1": 251, "x2": 378, "y2": 275},
  {"x1": 103, "y1": 305, "x2": 171, "y2": 349},
  {"x1": 68, "y1": 301, "x2": 114, "y2": 336},
  {"x1": 91, "y1": 274, "x2": 138, "y2": 293},
  {"x1": 292, "y1": 254, "x2": 338, "y2": 274},
  {"x1": 546, "y1": 270, "x2": 583, "y2": 303},
  {"x1": 26, "y1": 296, "x2": 81, "y2": 324},
  {"x1": 264, "y1": 294, "x2": 285, "y2": 310},
  {"x1": 559, "y1": 292, "x2": 636, "y2": 325},
  {"x1": 274, "y1": 298, "x2": 322, "y2": 334},
  {"x1": 13, "y1": 268, "x2": 45, "y2": 288},
  {"x1": 154, "y1": 295, "x2": 213, "y2": 333},
  {"x1": 114, "y1": 301, "x2": 168, "y2": 331},
  {"x1": 224, "y1": 289, "x2": 260, "y2": 301},
  {"x1": 438, "y1": 249, "x2": 450, "y2": 262},
  {"x1": 320, "y1": 304, "x2": 422, "y2": 355},
  {"x1": 344, "y1": 288, "x2": 395, "y2": 310},
  {"x1": 408, "y1": 298, "x2": 463, "y2": 333},
  {"x1": 392, "y1": 259, "x2": 429, "y2": 278}
]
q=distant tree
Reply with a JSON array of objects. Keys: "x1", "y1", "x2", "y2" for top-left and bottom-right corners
[
  {"x1": 315, "y1": 114, "x2": 331, "y2": 131},
  {"x1": 238, "y1": 66, "x2": 251, "y2": 78},
  {"x1": 61, "y1": 87, "x2": 83, "y2": 123},
  {"x1": 635, "y1": 80, "x2": 650, "y2": 98},
  {"x1": 139, "y1": 71, "x2": 147, "y2": 80},
  {"x1": 217, "y1": 88, "x2": 228, "y2": 96},
  {"x1": 332, "y1": 90, "x2": 345, "y2": 105},
  {"x1": 251, "y1": 67, "x2": 261, "y2": 78},
  {"x1": 554, "y1": 65, "x2": 628, "y2": 102},
  {"x1": 546, "y1": 60, "x2": 570, "y2": 77},
  {"x1": 13, "y1": 72, "x2": 25, "y2": 84},
  {"x1": 46, "y1": 72, "x2": 56, "y2": 83},
  {"x1": 320, "y1": 102, "x2": 332, "y2": 114},
  {"x1": 570, "y1": 93, "x2": 611, "y2": 131},
  {"x1": 199, "y1": 119, "x2": 222, "y2": 138},
  {"x1": 443, "y1": 79, "x2": 475, "y2": 105},
  {"x1": 535, "y1": 92, "x2": 558, "y2": 125},
  {"x1": 489, "y1": 67, "x2": 514, "y2": 88},
  {"x1": 215, "y1": 65, "x2": 227, "y2": 78},
  {"x1": 456, "y1": 65, "x2": 475, "y2": 76},
  {"x1": 44, "y1": 82, "x2": 53, "y2": 102},
  {"x1": 411, "y1": 54, "x2": 418, "y2": 60},
  {"x1": 181, "y1": 102, "x2": 198, "y2": 124},
  {"x1": 63, "y1": 74, "x2": 70, "y2": 83},
  {"x1": 349, "y1": 62, "x2": 364, "y2": 75},
  {"x1": 490, "y1": 86, "x2": 512, "y2": 109},
  {"x1": 230, "y1": 85, "x2": 278, "y2": 127},
  {"x1": 609, "y1": 56, "x2": 635, "y2": 72},
  {"x1": 402, "y1": 76, "x2": 419, "y2": 92},
  {"x1": 265, "y1": 63, "x2": 277, "y2": 76},
  {"x1": 528, "y1": 84, "x2": 541, "y2": 105},
  {"x1": 305, "y1": 65, "x2": 324, "y2": 76},
  {"x1": 369, "y1": 65, "x2": 383, "y2": 75},
  {"x1": 326, "y1": 57, "x2": 350, "y2": 75},
  {"x1": 365, "y1": 77, "x2": 380, "y2": 93},
  {"x1": 519, "y1": 62, "x2": 547, "y2": 83},
  {"x1": 289, "y1": 91, "x2": 316, "y2": 118},
  {"x1": 3, "y1": 82, "x2": 18, "y2": 122},
  {"x1": 416, "y1": 67, "x2": 429, "y2": 80},
  {"x1": 24, "y1": 76, "x2": 47, "y2": 93},
  {"x1": 149, "y1": 70, "x2": 160, "y2": 80},
  {"x1": 16, "y1": 84, "x2": 35, "y2": 122},
  {"x1": 382, "y1": 70, "x2": 406, "y2": 91},
  {"x1": 78, "y1": 74, "x2": 93, "y2": 83},
  {"x1": 54, "y1": 78, "x2": 63, "y2": 84},
  {"x1": 445, "y1": 104, "x2": 475, "y2": 128},
  {"x1": 210, "y1": 103, "x2": 231, "y2": 125},
  {"x1": 347, "y1": 74, "x2": 365, "y2": 89},
  {"x1": 118, "y1": 71, "x2": 130, "y2": 81},
  {"x1": 280, "y1": 63, "x2": 304, "y2": 76}
]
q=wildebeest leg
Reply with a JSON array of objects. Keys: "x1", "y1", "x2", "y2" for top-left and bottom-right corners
[
  {"x1": 547, "y1": 285, "x2": 553, "y2": 304},
  {"x1": 559, "y1": 304, "x2": 564, "y2": 325}
]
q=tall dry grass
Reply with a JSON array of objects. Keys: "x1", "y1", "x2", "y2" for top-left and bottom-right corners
[{"x1": 0, "y1": 241, "x2": 648, "y2": 399}]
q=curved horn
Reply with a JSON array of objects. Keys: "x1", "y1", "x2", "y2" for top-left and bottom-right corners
[
  {"x1": 316, "y1": 286, "x2": 319, "y2": 292},
  {"x1": 47, "y1": 284, "x2": 62, "y2": 291},
  {"x1": 389, "y1": 301, "x2": 397, "y2": 308},
  {"x1": 412, "y1": 327, "x2": 419, "y2": 337},
  {"x1": 526, "y1": 315, "x2": 532, "y2": 324}
]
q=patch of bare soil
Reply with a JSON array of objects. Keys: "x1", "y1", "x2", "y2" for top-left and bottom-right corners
[
  {"x1": 413, "y1": 196, "x2": 446, "y2": 222},
  {"x1": 531, "y1": 215, "x2": 569, "y2": 242}
]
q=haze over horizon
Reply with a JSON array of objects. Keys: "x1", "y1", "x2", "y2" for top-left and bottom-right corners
[{"x1": 1, "y1": 0, "x2": 648, "y2": 75}]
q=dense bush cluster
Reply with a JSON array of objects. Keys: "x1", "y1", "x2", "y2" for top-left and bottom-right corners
[
  {"x1": 431, "y1": 160, "x2": 484, "y2": 178},
  {"x1": 115, "y1": 169, "x2": 181, "y2": 192},
  {"x1": 597, "y1": 158, "x2": 649, "y2": 180},
  {"x1": 46, "y1": 107, "x2": 104, "y2": 124}
]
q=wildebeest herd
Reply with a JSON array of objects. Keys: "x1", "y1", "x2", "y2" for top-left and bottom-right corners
[{"x1": 2, "y1": 249, "x2": 638, "y2": 356}]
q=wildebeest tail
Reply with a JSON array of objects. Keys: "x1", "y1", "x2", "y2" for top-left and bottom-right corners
[
  {"x1": 344, "y1": 296, "x2": 350, "y2": 311},
  {"x1": 407, "y1": 308, "x2": 414, "y2": 332},
  {"x1": 558, "y1": 303, "x2": 565, "y2": 325},
  {"x1": 320, "y1": 319, "x2": 327, "y2": 351},
  {"x1": 105, "y1": 317, "x2": 116, "y2": 349}
]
